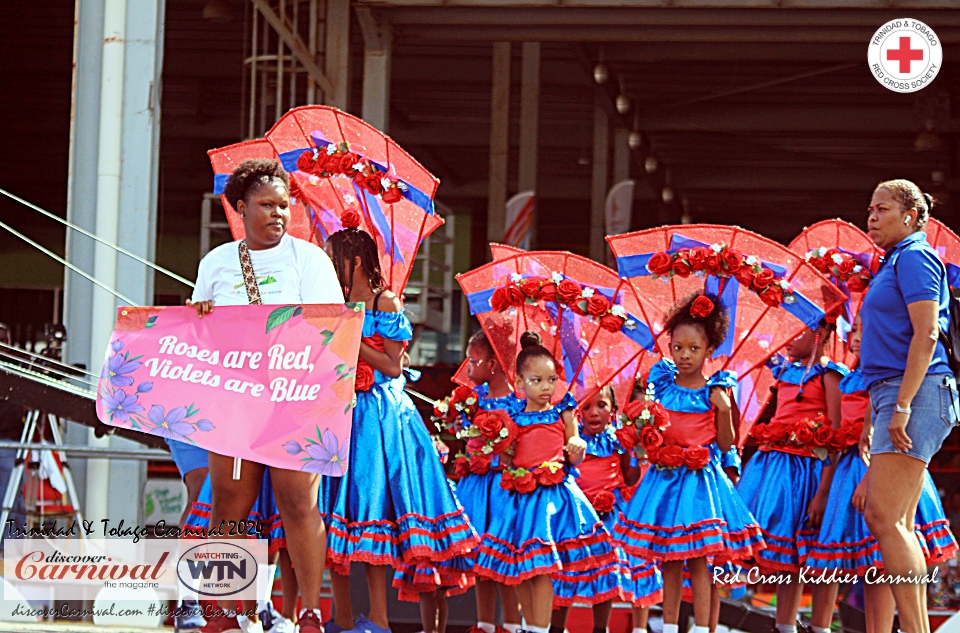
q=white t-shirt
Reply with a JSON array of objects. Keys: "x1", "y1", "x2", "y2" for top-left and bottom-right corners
[{"x1": 192, "y1": 234, "x2": 344, "y2": 306}]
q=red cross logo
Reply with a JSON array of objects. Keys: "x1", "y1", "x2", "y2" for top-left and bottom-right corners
[{"x1": 887, "y1": 36, "x2": 924, "y2": 73}]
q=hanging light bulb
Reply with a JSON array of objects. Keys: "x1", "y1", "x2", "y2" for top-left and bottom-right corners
[
  {"x1": 644, "y1": 156, "x2": 658, "y2": 174},
  {"x1": 594, "y1": 63, "x2": 609, "y2": 85},
  {"x1": 616, "y1": 94, "x2": 630, "y2": 115},
  {"x1": 628, "y1": 131, "x2": 642, "y2": 150},
  {"x1": 680, "y1": 196, "x2": 691, "y2": 223},
  {"x1": 662, "y1": 187, "x2": 675, "y2": 204}
]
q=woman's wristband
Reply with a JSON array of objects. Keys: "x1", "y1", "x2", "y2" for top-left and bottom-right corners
[{"x1": 895, "y1": 403, "x2": 912, "y2": 414}]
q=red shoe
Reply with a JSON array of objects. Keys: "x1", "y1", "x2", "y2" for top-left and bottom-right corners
[
  {"x1": 298, "y1": 609, "x2": 325, "y2": 633},
  {"x1": 195, "y1": 609, "x2": 241, "y2": 633}
]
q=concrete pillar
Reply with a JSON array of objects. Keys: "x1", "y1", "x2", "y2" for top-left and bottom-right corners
[
  {"x1": 324, "y1": 0, "x2": 351, "y2": 110},
  {"x1": 360, "y1": 12, "x2": 392, "y2": 133},
  {"x1": 64, "y1": 0, "x2": 162, "y2": 529},
  {"x1": 590, "y1": 100, "x2": 609, "y2": 262},
  {"x1": 486, "y1": 42, "x2": 511, "y2": 246}
]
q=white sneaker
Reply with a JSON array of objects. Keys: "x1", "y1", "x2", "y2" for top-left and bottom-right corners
[
  {"x1": 239, "y1": 615, "x2": 265, "y2": 633},
  {"x1": 267, "y1": 617, "x2": 296, "y2": 633}
]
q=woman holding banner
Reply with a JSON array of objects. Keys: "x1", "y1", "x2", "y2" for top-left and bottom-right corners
[
  {"x1": 860, "y1": 179, "x2": 959, "y2": 633},
  {"x1": 188, "y1": 159, "x2": 343, "y2": 633}
]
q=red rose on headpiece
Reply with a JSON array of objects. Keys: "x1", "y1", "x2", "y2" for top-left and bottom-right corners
[
  {"x1": 537, "y1": 466, "x2": 565, "y2": 487},
  {"x1": 735, "y1": 264, "x2": 756, "y2": 288},
  {"x1": 657, "y1": 444, "x2": 684, "y2": 468},
  {"x1": 506, "y1": 285, "x2": 526, "y2": 307},
  {"x1": 639, "y1": 426, "x2": 663, "y2": 451},
  {"x1": 647, "y1": 252, "x2": 673, "y2": 276},
  {"x1": 720, "y1": 248, "x2": 743, "y2": 274},
  {"x1": 540, "y1": 282, "x2": 558, "y2": 302},
  {"x1": 587, "y1": 294, "x2": 611, "y2": 317},
  {"x1": 513, "y1": 470, "x2": 537, "y2": 494},
  {"x1": 751, "y1": 268, "x2": 776, "y2": 290},
  {"x1": 837, "y1": 258, "x2": 856, "y2": 277},
  {"x1": 688, "y1": 248, "x2": 709, "y2": 271},
  {"x1": 705, "y1": 253, "x2": 722, "y2": 276},
  {"x1": 758, "y1": 284, "x2": 783, "y2": 308},
  {"x1": 381, "y1": 186, "x2": 403, "y2": 204},
  {"x1": 690, "y1": 295, "x2": 715, "y2": 319},
  {"x1": 341, "y1": 210, "x2": 362, "y2": 230},
  {"x1": 362, "y1": 174, "x2": 384, "y2": 195},
  {"x1": 557, "y1": 280, "x2": 582, "y2": 304},
  {"x1": 672, "y1": 254, "x2": 692, "y2": 278},
  {"x1": 847, "y1": 274, "x2": 869, "y2": 293},
  {"x1": 616, "y1": 425, "x2": 640, "y2": 452},
  {"x1": 591, "y1": 491, "x2": 616, "y2": 514},
  {"x1": 297, "y1": 151, "x2": 319, "y2": 174},
  {"x1": 823, "y1": 304, "x2": 843, "y2": 324},
  {"x1": 521, "y1": 277, "x2": 544, "y2": 299},
  {"x1": 355, "y1": 361, "x2": 375, "y2": 391},
  {"x1": 599, "y1": 313, "x2": 625, "y2": 333},
  {"x1": 337, "y1": 152, "x2": 361, "y2": 174},
  {"x1": 682, "y1": 446, "x2": 711, "y2": 470},
  {"x1": 491, "y1": 287, "x2": 512, "y2": 312}
]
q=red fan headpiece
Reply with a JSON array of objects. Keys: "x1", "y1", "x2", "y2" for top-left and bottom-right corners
[
  {"x1": 457, "y1": 251, "x2": 661, "y2": 405},
  {"x1": 265, "y1": 105, "x2": 444, "y2": 294},
  {"x1": 788, "y1": 219, "x2": 882, "y2": 367},
  {"x1": 208, "y1": 139, "x2": 318, "y2": 245},
  {"x1": 607, "y1": 225, "x2": 846, "y2": 441}
]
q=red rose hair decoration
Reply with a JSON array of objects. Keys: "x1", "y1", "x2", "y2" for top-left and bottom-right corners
[
  {"x1": 689, "y1": 295, "x2": 715, "y2": 319},
  {"x1": 341, "y1": 210, "x2": 362, "y2": 230}
]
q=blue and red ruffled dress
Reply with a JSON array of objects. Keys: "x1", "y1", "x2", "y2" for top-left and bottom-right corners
[
  {"x1": 392, "y1": 382, "x2": 523, "y2": 601},
  {"x1": 798, "y1": 368, "x2": 958, "y2": 575},
  {"x1": 616, "y1": 359, "x2": 764, "y2": 565},
  {"x1": 184, "y1": 470, "x2": 286, "y2": 553},
  {"x1": 737, "y1": 358, "x2": 847, "y2": 573},
  {"x1": 552, "y1": 425, "x2": 663, "y2": 608},
  {"x1": 472, "y1": 393, "x2": 617, "y2": 585},
  {"x1": 319, "y1": 309, "x2": 479, "y2": 577}
]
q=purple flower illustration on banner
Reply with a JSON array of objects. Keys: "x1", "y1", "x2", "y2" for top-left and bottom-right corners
[
  {"x1": 286, "y1": 428, "x2": 348, "y2": 476},
  {"x1": 102, "y1": 351, "x2": 142, "y2": 388},
  {"x1": 147, "y1": 405, "x2": 194, "y2": 441},
  {"x1": 102, "y1": 389, "x2": 144, "y2": 423},
  {"x1": 145, "y1": 404, "x2": 215, "y2": 442}
]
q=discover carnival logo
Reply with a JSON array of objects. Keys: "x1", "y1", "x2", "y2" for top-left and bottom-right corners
[{"x1": 868, "y1": 18, "x2": 942, "y2": 94}]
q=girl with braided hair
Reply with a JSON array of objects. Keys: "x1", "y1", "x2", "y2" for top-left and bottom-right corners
[{"x1": 319, "y1": 214, "x2": 478, "y2": 633}]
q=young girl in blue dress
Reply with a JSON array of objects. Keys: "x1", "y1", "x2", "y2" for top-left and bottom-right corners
[
  {"x1": 799, "y1": 315, "x2": 958, "y2": 633},
  {"x1": 320, "y1": 226, "x2": 479, "y2": 633},
  {"x1": 550, "y1": 385, "x2": 661, "y2": 633},
  {"x1": 394, "y1": 330, "x2": 524, "y2": 633},
  {"x1": 616, "y1": 293, "x2": 764, "y2": 633},
  {"x1": 473, "y1": 332, "x2": 616, "y2": 633},
  {"x1": 737, "y1": 321, "x2": 845, "y2": 633}
]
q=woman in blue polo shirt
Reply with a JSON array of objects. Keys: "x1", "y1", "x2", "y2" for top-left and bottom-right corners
[{"x1": 860, "y1": 179, "x2": 959, "y2": 633}]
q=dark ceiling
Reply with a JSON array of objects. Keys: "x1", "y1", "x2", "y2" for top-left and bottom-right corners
[{"x1": 3, "y1": 0, "x2": 960, "y2": 291}]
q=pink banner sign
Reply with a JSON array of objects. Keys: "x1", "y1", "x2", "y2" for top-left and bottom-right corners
[{"x1": 95, "y1": 304, "x2": 363, "y2": 476}]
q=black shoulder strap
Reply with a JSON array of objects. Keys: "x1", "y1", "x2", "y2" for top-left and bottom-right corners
[{"x1": 372, "y1": 290, "x2": 386, "y2": 315}]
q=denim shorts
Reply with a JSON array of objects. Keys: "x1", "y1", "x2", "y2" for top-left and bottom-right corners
[
  {"x1": 165, "y1": 438, "x2": 209, "y2": 478},
  {"x1": 869, "y1": 372, "x2": 960, "y2": 464}
]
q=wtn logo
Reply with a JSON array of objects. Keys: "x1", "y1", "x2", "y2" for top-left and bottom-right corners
[
  {"x1": 184, "y1": 559, "x2": 247, "y2": 581},
  {"x1": 177, "y1": 541, "x2": 262, "y2": 598}
]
